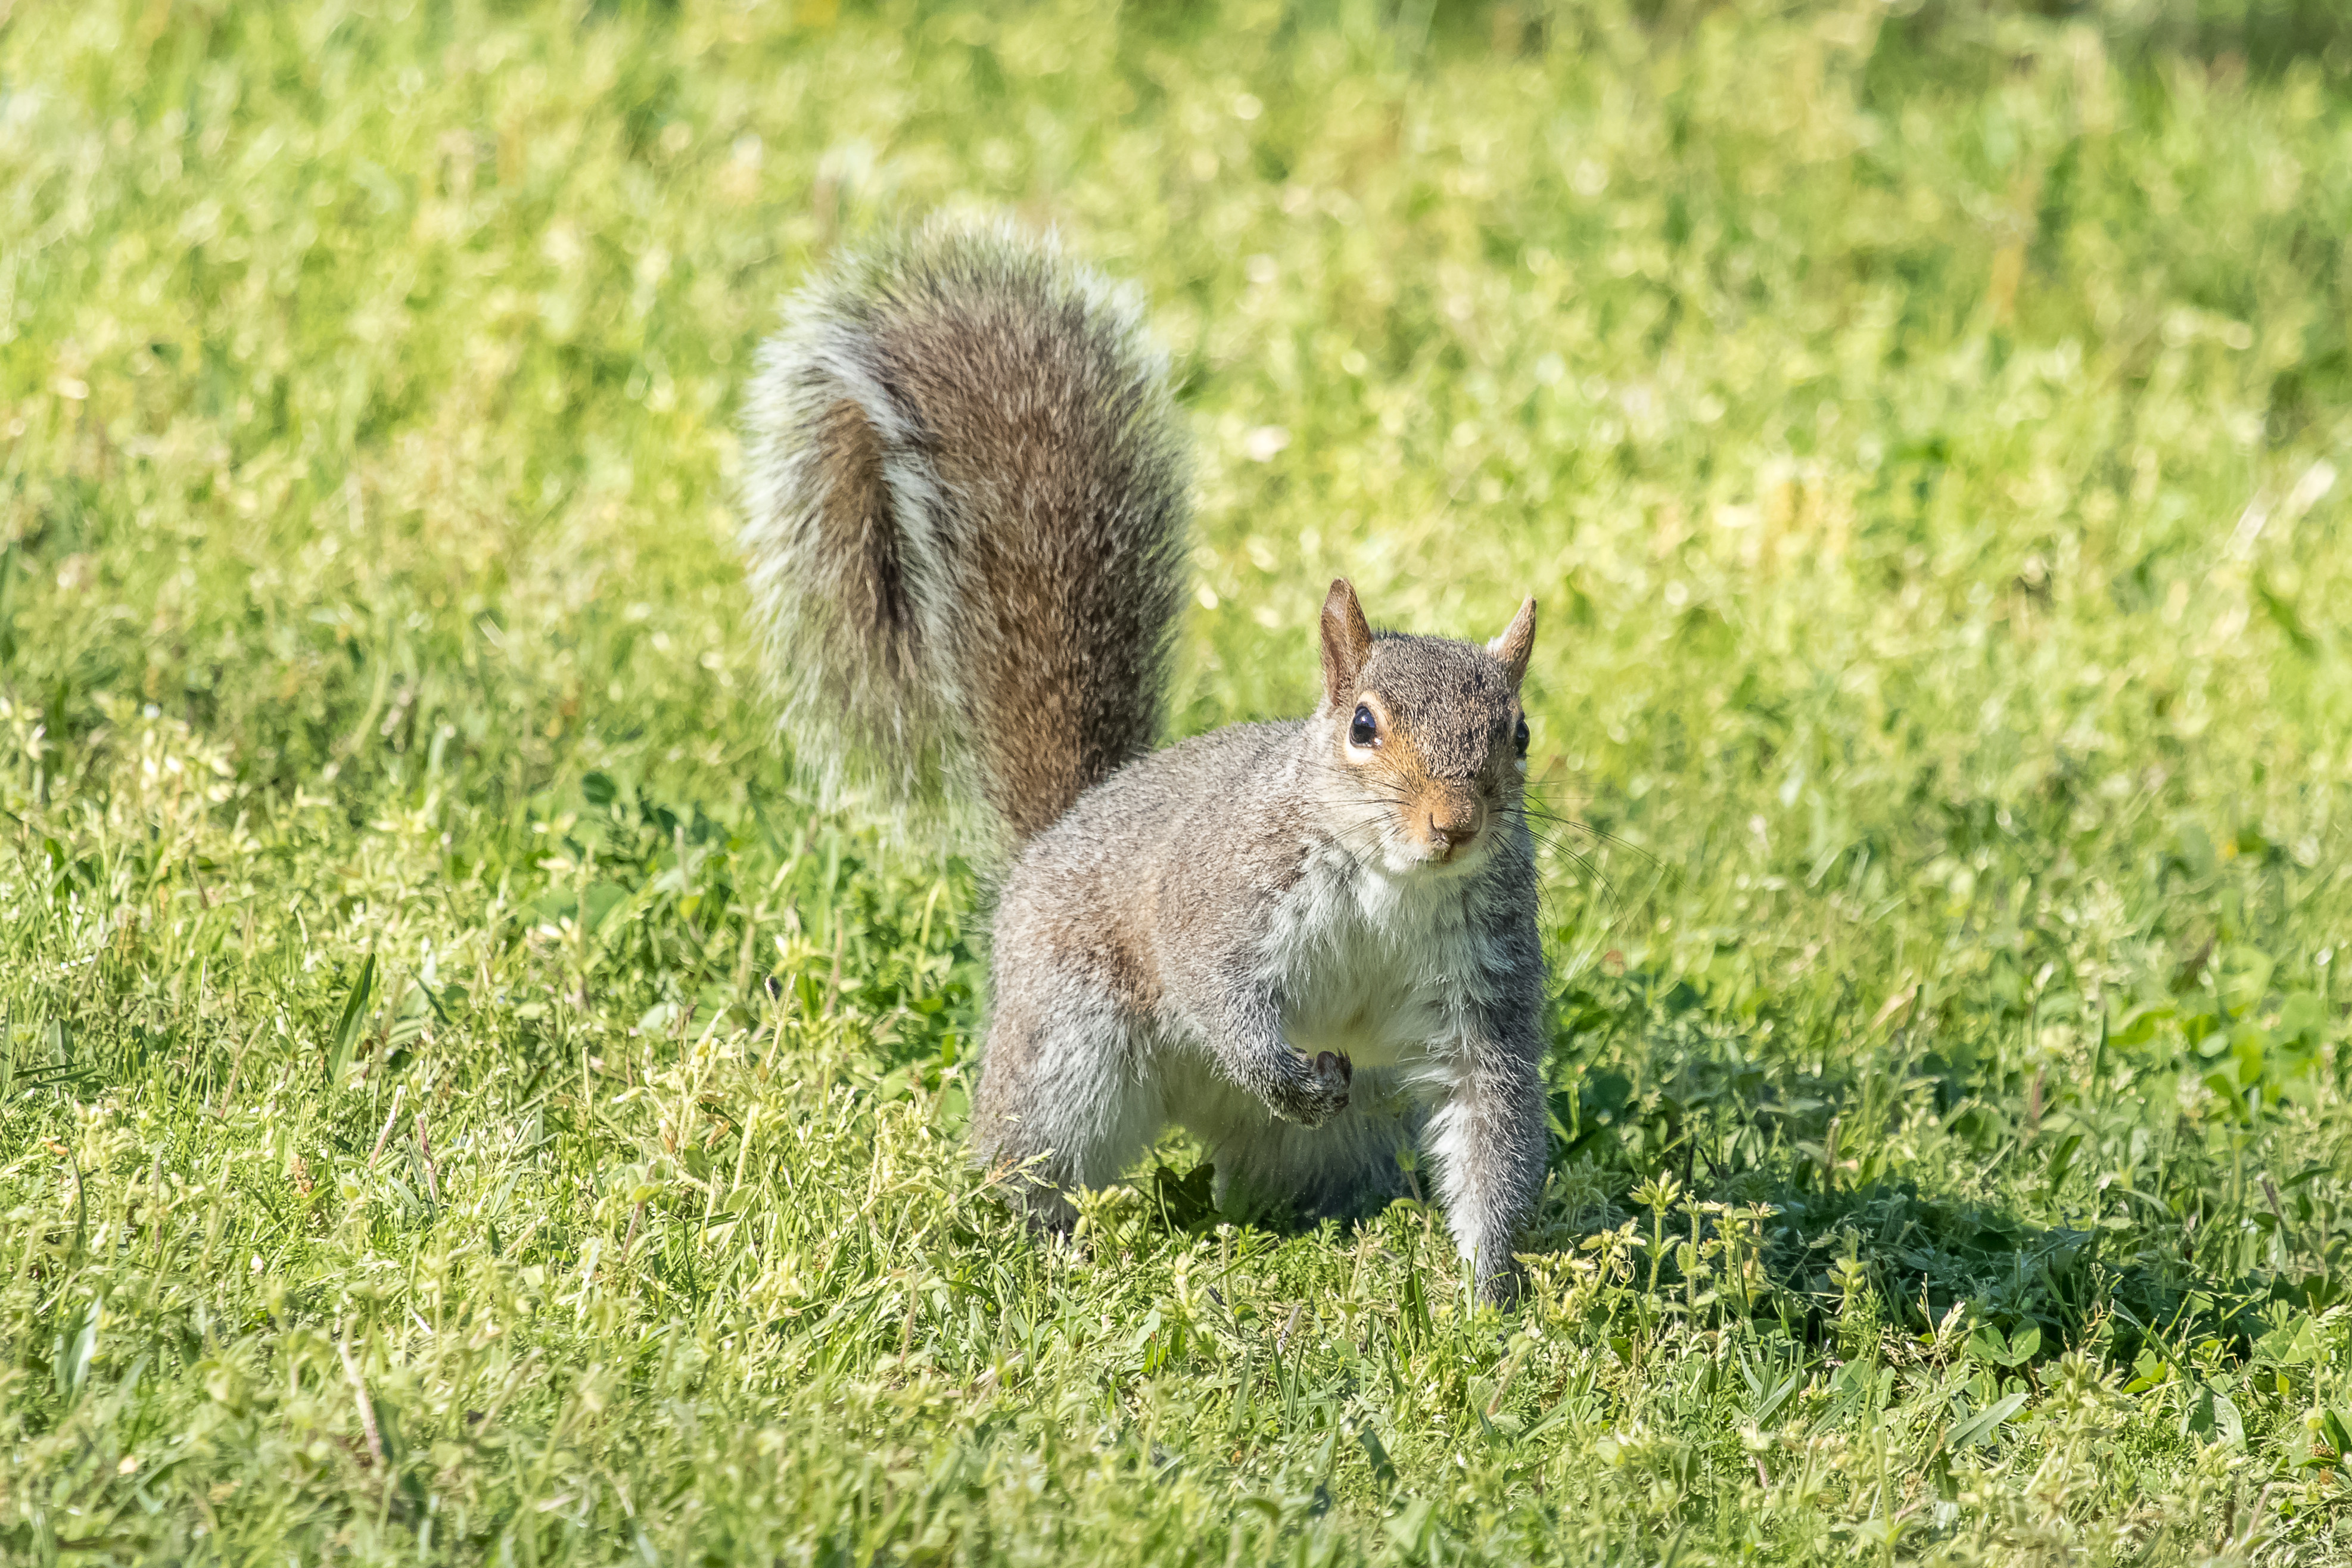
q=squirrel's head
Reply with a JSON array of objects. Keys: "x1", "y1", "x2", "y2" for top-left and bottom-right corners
[{"x1": 1312, "y1": 577, "x2": 1536, "y2": 877}]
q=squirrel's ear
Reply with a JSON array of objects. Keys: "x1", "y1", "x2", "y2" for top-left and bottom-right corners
[
  {"x1": 1488, "y1": 597, "x2": 1536, "y2": 690},
  {"x1": 1320, "y1": 578, "x2": 1374, "y2": 705}
]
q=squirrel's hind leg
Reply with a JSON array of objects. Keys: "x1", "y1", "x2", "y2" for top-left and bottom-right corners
[{"x1": 969, "y1": 972, "x2": 1163, "y2": 1232}]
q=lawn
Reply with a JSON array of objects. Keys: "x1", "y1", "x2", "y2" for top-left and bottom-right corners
[{"x1": 5, "y1": 0, "x2": 2352, "y2": 1561}]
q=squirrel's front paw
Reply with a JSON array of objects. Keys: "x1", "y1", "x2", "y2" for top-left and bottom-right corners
[{"x1": 1272, "y1": 1050, "x2": 1353, "y2": 1127}]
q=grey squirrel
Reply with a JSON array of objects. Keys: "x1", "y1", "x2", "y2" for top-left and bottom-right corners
[{"x1": 740, "y1": 219, "x2": 1548, "y2": 1303}]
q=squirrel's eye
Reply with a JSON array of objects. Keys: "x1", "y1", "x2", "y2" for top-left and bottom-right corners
[
  {"x1": 1349, "y1": 705, "x2": 1378, "y2": 748},
  {"x1": 1513, "y1": 715, "x2": 1529, "y2": 758}
]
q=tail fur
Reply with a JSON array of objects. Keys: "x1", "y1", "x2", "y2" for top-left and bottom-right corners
[{"x1": 740, "y1": 219, "x2": 1190, "y2": 843}]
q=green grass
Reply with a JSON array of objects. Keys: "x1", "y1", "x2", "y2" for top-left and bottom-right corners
[{"x1": 5, "y1": 0, "x2": 2352, "y2": 1561}]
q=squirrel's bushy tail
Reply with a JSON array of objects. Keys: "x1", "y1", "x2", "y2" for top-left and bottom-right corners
[{"x1": 740, "y1": 219, "x2": 1190, "y2": 844}]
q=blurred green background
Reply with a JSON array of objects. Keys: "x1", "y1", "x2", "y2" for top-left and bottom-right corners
[{"x1": 4, "y1": 1, "x2": 2352, "y2": 1562}]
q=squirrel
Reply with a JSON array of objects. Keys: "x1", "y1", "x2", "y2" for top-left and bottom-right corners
[{"x1": 740, "y1": 219, "x2": 1548, "y2": 1303}]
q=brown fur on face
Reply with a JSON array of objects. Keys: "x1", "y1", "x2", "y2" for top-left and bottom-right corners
[{"x1": 1319, "y1": 579, "x2": 1534, "y2": 866}]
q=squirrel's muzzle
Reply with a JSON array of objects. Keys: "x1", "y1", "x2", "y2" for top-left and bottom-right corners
[{"x1": 1418, "y1": 788, "x2": 1487, "y2": 861}]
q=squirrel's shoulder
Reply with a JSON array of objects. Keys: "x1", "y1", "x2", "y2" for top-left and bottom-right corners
[
  {"x1": 1079, "y1": 717, "x2": 1305, "y2": 816},
  {"x1": 1013, "y1": 718, "x2": 1306, "y2": 860}
]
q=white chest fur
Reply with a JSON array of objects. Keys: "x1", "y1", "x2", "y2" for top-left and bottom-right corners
[{"x1": 1261, "y1": 844, "x2": 1490, "y2": 1074}]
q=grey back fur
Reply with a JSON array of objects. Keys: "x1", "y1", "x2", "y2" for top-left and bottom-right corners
[{"x1": 739, "y1": 218, "x2": 1190, "y2": 842}]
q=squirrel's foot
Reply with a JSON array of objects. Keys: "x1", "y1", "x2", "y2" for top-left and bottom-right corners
[
  {"x1": 1476, "y1": 1263, "x2": 1525, "y2": 1312},
  {"x1": 1272, "y1": 1050, "x2": 1353, "y2": 1127}
]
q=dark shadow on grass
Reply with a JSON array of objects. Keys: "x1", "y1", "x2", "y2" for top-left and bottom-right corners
[{"x1": 1125, "y1": 1149, "x2": 2323, "y2": 1380}]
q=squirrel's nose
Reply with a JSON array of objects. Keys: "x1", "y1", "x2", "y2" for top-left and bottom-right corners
[{"x1": 1432, "y1": 813, "x2": 1482, "y2": 851}]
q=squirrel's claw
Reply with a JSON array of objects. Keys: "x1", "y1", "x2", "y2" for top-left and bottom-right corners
[{"x1": 1278, "y1": 1050, "x2": 1352, "y2": 1127}]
